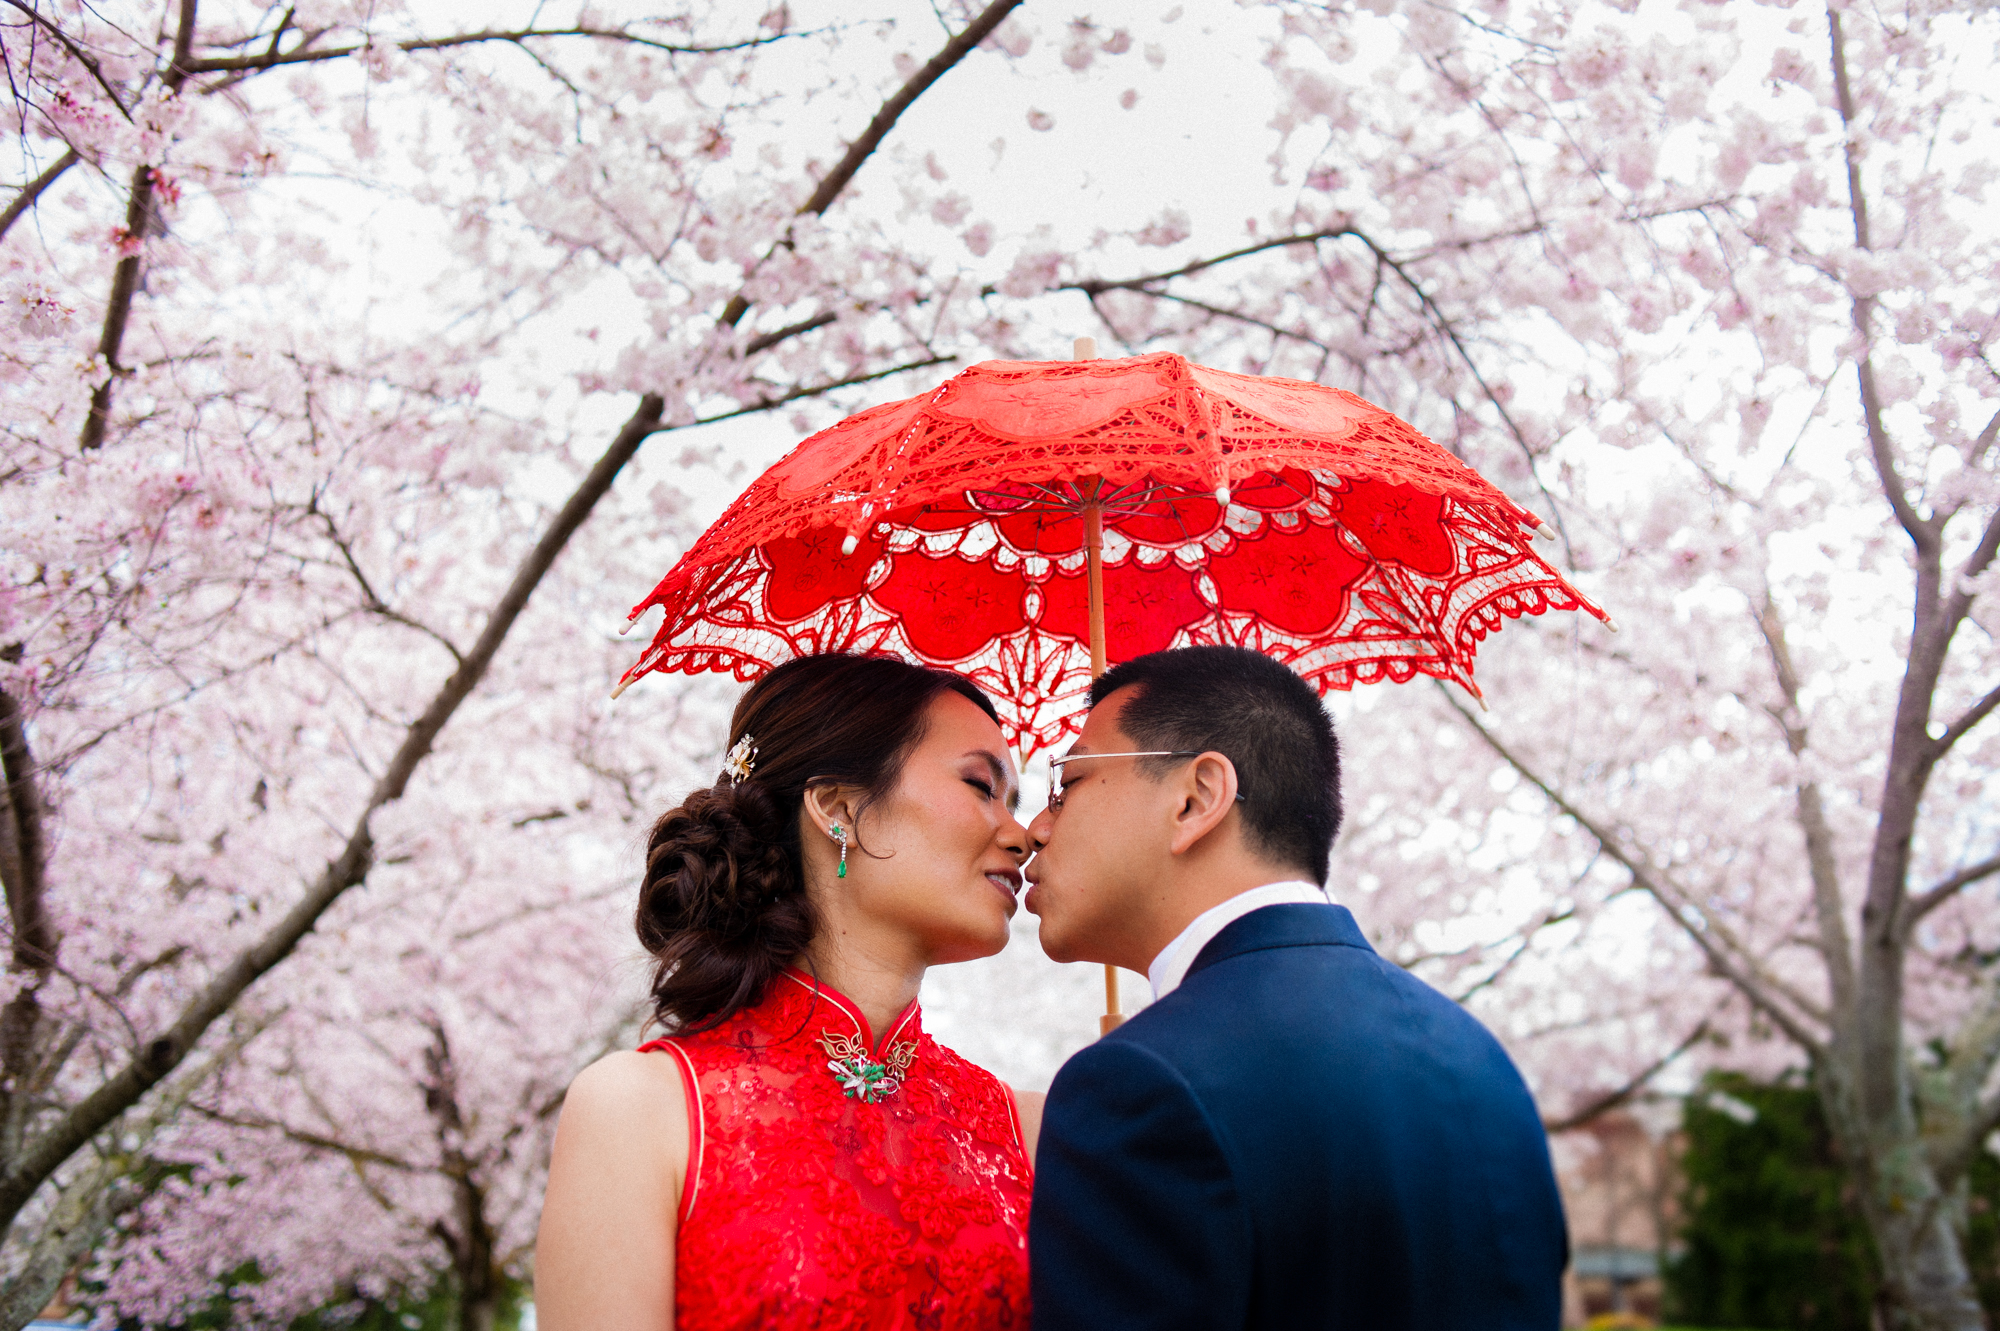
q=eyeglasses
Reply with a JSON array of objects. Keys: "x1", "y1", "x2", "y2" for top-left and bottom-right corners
[{"x1": 1045, "y1": 751, "x2": 1247, "y2": 814}]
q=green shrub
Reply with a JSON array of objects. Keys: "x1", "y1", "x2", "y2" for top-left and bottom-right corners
[
  {"x1": 1665, "y1": 1071, "x2": 1878, "y2": 1331},
  {"x1": 1666, "y1": 1070, "x2": 2000, "y2": 1328}
]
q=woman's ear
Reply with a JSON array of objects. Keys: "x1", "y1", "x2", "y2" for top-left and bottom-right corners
[{"x1": 801, "y1": 784, "x2": 862, "y2": 845}]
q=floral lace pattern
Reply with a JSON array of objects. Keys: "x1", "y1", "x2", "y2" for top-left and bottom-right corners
[
  {"x1": 618, "y1": 353, "x2": 1608, "y2": 753},
  {"x1": 640, "y1": 971, "x2": 1032, "y2": 1331}
]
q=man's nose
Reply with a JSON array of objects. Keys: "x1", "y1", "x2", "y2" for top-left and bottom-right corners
[{"x1": 1025, "y1": 808, "x2": 1052, "y2": 854}]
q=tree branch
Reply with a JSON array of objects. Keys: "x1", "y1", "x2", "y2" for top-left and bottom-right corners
[
  {"x1": 1904, "y1": 851, "x2": 2000, "y2": 929},
  {"x1": 1063, "y1": 230, "x2": 1354, "y2": 296},
  {"x1": 1857, "y1": 356, "x2": 1933, "y2": 551},
  {"x1": 0, "y1": 1008, "x2": 266, "y2": 1326},
  {"x1": 0, "y1": 0, "x2": 133, "y2": 120},
  {"x1": 0, "y1": 684, "x2": 51, "y2": 974},
  {"x1": 0, "y1": 391, "x2": 664, "y2": 1234},
  {"x1": 165, "y1": 0, "x2": 200, "y2": 87},
  {"x1": 187, "y1": 1103, "x2": 420, "y2": 1173},
  {"x1": 1937, "y1": 505, "x2": 2000, "y2": 659},
  {"x1": 1442, "y1": 688, "x2": 1829, "y2": 1055},
  {"x1": 1143, "y1": 290, "x2": 1331, "y2": 349},
  {"x1": 1449, "y1": 903, "x2": 1576, "y2": 1004},
  {"x1": 77, "y1": 0, "x2": 201, "y2": 452},
  {"x1": 1756, "y1": 595, "x2": 1854, "y2": 1010},
  {"x1": 2, "y1": 0, "x2": 986, "y2": 1238},
  {"x1": 1971, "y1": 408, "x2": 2000, "y2": 470},
  {"x1": 182, "y1": 23, "x2": 807, "y2": 75},
  {"x1": 1926, "y1": 985, "x2": 2000, "y2": 1190},
  {"x1": 1826, "y1": 3, "x2": 1932, "y2": 554},
  {"x1": 694, "y1": 355, "x2": 956, "y2": 428},
  {"x1": 743, "y1": 310, "x2": 839, "y2": 356},
  {"x1": 1543, "y1": 1017, "x2": 1714, "y2": 1134},
  {"x1": 0, "y1": 147, "x2": 78, "y2": 247},
  {"x1": 1932, "y1": 1093, "x2": 2000, "y2": 1192},
  {"x1": 317, "y1": 511, "x2": 465, "y2": 666},
  {"x1": 1064, "y1": 226, "x2": 1574, "y2": 546},
  {"x1": 0, "y1": 672, "x2": 55, "y2": 1130},
  {"x1": 716, "y1": 0, "x2": 1022, "y2": 329},
  {"x1": 1930, "y1": 680, "x2": 2000, "y2": 760}
]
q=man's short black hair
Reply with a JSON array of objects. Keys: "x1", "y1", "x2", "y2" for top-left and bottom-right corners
[{"x1": 1090, "y1": 646, "x2": 1341, "y2": 884}]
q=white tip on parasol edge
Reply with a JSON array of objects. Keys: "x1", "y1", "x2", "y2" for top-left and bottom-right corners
[
  {"x1": 841, "y1": 532, "x2": 860, "y2": 555},
  {"x1": 1536, "y1": 522, "x2": 1556, "y2": 540},
  {"x1": 1073, "y1": 336, "x2": 1097, "y2": 361}
]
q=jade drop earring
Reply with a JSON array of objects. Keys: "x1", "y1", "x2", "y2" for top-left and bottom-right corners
[{"x1": 830, "y1": 823, "x2": 848, "y2": 878}]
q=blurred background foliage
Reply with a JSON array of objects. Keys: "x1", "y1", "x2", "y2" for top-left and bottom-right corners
[{"x1": 1666, "y1": 1071, "x2": 2000, "y2": 1330}]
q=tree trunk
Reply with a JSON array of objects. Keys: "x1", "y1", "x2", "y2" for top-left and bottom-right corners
[
  {"x1": 1819, "y1": 1051, "x2": 1989, "y2": 1331},
  {"x1": 451, "y1": 1188, "x2": 499, "y2": 1331},
  {"x1": 1868, "y1": 1206, "x2": 1985, "y2": 1331},
  {"x1": 0, "y1": 1154, "x2": 133, "y2": 1331}
]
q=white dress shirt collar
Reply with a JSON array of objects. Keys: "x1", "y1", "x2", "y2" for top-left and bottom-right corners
[{"x1": 1145, "y1": 880, "x2": 1331, "y2": 1001}]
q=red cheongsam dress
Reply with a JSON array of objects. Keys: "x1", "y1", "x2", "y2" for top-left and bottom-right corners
[{"x1": 639, "y1": 968, "x2": 1033, "y2": 1330}]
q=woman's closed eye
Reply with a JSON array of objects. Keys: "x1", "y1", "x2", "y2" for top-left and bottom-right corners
[{"x1": 964, "y1": 776, "x2": 996, "y2": 799}]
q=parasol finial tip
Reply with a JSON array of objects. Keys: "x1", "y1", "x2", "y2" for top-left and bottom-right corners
[
  {"x1": 840, "y1": 532, "x2": 860, "y2": 556},
  {"x1": 1215, "y1": 483, "x2": 1232, "y2": 506},
  {"x1": 1073, "y1": 336, "x2": 1097, "y2": 361}
]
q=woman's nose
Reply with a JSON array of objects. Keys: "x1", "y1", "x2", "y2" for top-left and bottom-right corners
[{"x1": 1000, "y1": 812, "x2": 1031, "y2": 859}]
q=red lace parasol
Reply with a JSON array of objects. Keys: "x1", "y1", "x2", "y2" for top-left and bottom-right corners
[{"x1": 616, "y1": 351, "x2": 1610, "y2": 755}]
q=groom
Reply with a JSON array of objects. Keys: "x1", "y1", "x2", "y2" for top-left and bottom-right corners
[{"x1": 1022, "y1": 646, "x2": 1567, "y2": 1329}]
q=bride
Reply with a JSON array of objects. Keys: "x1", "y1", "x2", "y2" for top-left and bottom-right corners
[{"x1": 536, "y1": 653, "x2": 1039, "y2": 1330}]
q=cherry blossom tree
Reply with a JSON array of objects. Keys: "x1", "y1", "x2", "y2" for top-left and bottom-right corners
[
  {"x1": 5, "y1": 0, "x2": 1994, "y2": 1325},
  {"x1": 1028, "y1": 0, "x2": 1997, "y2": 1323},
  {"x1": 0, "y1": 0, "x2": 1031, "y2": 1324}
]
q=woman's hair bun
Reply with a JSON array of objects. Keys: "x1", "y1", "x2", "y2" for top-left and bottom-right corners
[
  {"x1": 637, "y1": 781, "x2": 814, "y2": 1033},
  {"x1": 640, "y1": 783, "x2": 793, "y2": 939}
]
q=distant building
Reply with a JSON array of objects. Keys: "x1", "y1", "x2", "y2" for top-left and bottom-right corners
[{"x1": 1554, "y1": 1107, "x2": 1680, "y2": 1324}]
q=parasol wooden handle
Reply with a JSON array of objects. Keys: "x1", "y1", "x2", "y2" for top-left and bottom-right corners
[
  {"x1": 1084, "y1": 489, "x2": 1120, "y2": 1034},
  {"x1": 1074, "y1": 336, "x2": 1124, "y2": 1037}
]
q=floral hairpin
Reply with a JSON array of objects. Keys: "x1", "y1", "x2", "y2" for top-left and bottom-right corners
[{"x1": 722, "y1": 734, "x2": 758, "y2": 785}]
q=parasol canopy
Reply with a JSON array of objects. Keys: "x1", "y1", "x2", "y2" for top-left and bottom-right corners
[{"x1": 616, "y1": 351, "x2": 1609, "y2": 755}]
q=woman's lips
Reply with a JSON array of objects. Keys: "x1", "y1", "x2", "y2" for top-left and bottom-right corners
[{"x1": 986, "y1": 871, "x2": 1021, "y2": 914}]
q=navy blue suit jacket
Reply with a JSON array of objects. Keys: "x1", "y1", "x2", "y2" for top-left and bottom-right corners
[{"x1": 1029, "y1": 903, "x2": 1567, "y2": 1329}]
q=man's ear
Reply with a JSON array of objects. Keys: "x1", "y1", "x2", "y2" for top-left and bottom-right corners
[{"x1": 1167, "y1": 752, "x2": 1240, "y2": 856}]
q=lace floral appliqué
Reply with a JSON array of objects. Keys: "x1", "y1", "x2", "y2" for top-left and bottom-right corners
[{"x1": 641, "y1": 970, "x2": 1032, "y2": 1331}]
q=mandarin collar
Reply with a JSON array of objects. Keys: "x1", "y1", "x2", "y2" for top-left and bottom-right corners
[{"x1": 778, "y1": 968, "x2": 922, "y2": 1057}]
